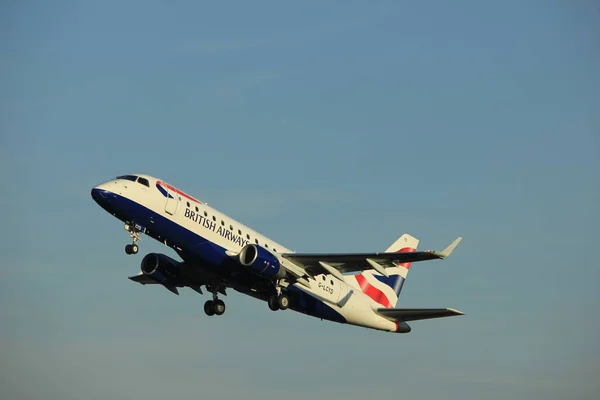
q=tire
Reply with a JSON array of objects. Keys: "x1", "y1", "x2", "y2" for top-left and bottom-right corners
[
  {"x1": 214, "y1": 300, "x2": 226, "y2": 316},
  {"x1": 277, "y1": 293, "x2": 290, "y2": 310},
  {"x1": 268, "y1": 295, "x2": 279, "y2": 311},
  {"x1": 204, "y1": 300, "x2": 215, "y2": 316},
  {"x1": 125, "y1": 244, "x2": 132, "y2": 254},
  {"x1": 131, "y1": 244, "x2": 139, "y2": 254}
]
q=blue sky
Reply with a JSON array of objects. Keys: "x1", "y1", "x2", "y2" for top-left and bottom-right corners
[{"x1": 1, "y1": 1, "x2": 599, "y2": 399}]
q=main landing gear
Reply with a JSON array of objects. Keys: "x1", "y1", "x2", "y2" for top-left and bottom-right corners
[
  {"x1": 124, "y1": 223, "x2": 141, "y2": 255},
  {"x1": 204, "y1": 284, "x2": 226, "y2": 316},
  {"x1": 268, "y1": 292, "x2": 290, "y2": 311},
  {"x1": 204, "y1": 299, "x2": 226, "y2": 316}
]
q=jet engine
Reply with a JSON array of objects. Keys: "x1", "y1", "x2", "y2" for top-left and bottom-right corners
[
  {"x1": 141, "y1": 253, "x2": 180, "y2": 287},
  {"x1": 238, "y1": 244, "x2": 286, "y2": 280}
]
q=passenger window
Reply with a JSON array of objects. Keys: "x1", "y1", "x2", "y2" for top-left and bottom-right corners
[
  {"x1": 246, "y1": 234, "x2": 250, "y2": 239},
  {"x1": 322, "y1": 276, "x2": 326, "y2": 281},
  {"x1": 204, "y1": 211, "x2": 208, "y2": 217},
  {"x1": 273, "y1": 248, "x2": 277, "y2": 252},
  {"x1": 265, "y1": 244, "x2": 269, "y2": 248},
  {"x1": 137, "y1": 177, "x2": 150, "y2": 187},
  {"x1": 187, "y1": 202, "x2": 190, "y2": 207},
  {"x1": 238, "y1": 229, "x2": 242, "y2": 235},
  {"x1": 212, "y1": 216, "x2": 216, "y2": 222},
  {"x1": 255, "y1": 239, "x2": 259, "y2": 244},
  {"x1": 195, "y1": 206, "x2": 199, "y2": 212},
  {"x1": 229, "y1": 225, "x2": 233, "y2": 231},
  {"x1": 221, "y1": 220, "x2": 224, "y2": 226},
  {"x1": 330, "y1": 280, "x2": 334, "y2": 285}
]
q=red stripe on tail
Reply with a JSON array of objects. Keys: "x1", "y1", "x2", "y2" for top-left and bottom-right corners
[
  {"x1": 397, "y1": 247, "x2": 416, "y2": 269},
  {"x1": 355, "y1": 274, "x2": 393, "y2": 308}
]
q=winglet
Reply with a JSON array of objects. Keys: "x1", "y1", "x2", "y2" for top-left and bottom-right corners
[
  {"x1": 434, "y1": 237, "x2": 462, "y2": 259},
  {"x1": 446, "y1": 308, "x2": 465, "y2": 316}
]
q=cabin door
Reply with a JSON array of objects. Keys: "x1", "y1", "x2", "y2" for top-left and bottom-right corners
[{"x1": 164, "y1": 183, "x2": 178, "y2": 215}]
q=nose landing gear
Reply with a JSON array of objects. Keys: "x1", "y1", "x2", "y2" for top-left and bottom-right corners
[
  {"x1": 124, "y1": 223, "x2": 141, "y2": 255},
  {"x1": 125, "y1": 243, "x2": 139, "y2": 255}
]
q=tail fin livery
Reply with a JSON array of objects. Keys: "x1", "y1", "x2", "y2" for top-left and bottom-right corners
[{"x1": 353, "y1": 234, "x2": 419, "y2": 308}]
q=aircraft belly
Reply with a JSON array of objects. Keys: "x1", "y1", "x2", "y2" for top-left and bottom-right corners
[
  {"x1": 286, "y1": 285, "x2": 396, "y2": 331},
  {"x1": 290, "y1": 279, "x2": 398, "y2": 332},
  {"x1": 286, "y1": 285, "x2": 346, "y2": 324}
]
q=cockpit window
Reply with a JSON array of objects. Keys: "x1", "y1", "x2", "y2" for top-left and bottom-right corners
[
  {"x1": 116, "y1": 175, "x2": 138, "y2": 182},
  {"x1": 116, "y1": 175, "x2": 150, "y2": 187}
]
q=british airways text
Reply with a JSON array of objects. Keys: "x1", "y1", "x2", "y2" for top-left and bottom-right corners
[{"x1": 184, "y1": 208, "x2": 249, "y2": 247}]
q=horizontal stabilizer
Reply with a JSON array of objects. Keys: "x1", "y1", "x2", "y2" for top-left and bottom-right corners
[{"x1": 376, "y1": 308, "x2": 464, "y2": 321}]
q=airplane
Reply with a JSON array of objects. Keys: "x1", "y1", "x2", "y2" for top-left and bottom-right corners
[{"x1": 91, "y1": 174, "x2": 464, "y2": 333}]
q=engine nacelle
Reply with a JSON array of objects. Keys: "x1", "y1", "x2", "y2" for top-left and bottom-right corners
[
  {"x1": 238, "y1": 244, "x2": 285, "y2": 279},
  {"x1": 141, "y1": 253, "x2": 180, "y2": 285}
]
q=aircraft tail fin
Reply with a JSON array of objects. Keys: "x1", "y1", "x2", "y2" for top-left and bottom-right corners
[{"x1": 353, "y1": 234, "x2": 419, "y2": 308}]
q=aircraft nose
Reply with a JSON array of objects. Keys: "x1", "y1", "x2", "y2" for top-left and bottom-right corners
[
  {"x1": 91, "y1": 187, "x2": 106, "y2": 201},
  {"x1": 91, "y1": 185, "x2": 114, "y2": 210}
]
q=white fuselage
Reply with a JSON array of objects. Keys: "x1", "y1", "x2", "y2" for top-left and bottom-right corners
[{"x1": 92, "y1": 175, "x2": 400, "y2": 332}]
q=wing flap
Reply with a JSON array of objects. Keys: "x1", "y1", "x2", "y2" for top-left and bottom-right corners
[{"x1": 376, "y1": 308, "x2": 464, "y2": 321}]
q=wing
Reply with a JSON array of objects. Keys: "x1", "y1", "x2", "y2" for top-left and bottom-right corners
[
  {"x1": 282, "y1": 237, "x2": 462, "y2": 276},
  {"x1": 128, "y1": 272, "x2": 181, "y2": 294},
  {"x1": 128, "y1": 273, "x2": 158, "y2": 285},
  {"x1": 376, "y1": 308, "x2": 464, "y2": 321},
  {"x1": 128, "y1": 272, "x2": 208, "y2": 296}
]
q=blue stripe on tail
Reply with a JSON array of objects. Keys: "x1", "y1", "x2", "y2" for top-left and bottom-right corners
[{"x1": 373, "y1": 274, "x2": 405, "y2": 296}]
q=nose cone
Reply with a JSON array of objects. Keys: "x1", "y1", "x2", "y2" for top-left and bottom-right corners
[
  {"x1": 91, "y1": 187, "x2": 107, "y2": 202},
  {"x1": 91, "y1": 185, "x2": 114, "y2": 212}
]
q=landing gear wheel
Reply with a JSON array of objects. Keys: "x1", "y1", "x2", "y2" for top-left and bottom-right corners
[
  {"x1": 204, "y1": 300, "x2": 215, "y2": 316},
  {"x1": 214, "y1": 300, "x2": 226, "y2": 315},
  {"x1": 268, "y1": 295, "x2": 280, "y2": 311},
  {"x1": 277, "y1": 293, "x2": 290, "y2": 310},
  {"x1": 124, "y1": 223, "x2": 141, "y2": 255}
]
